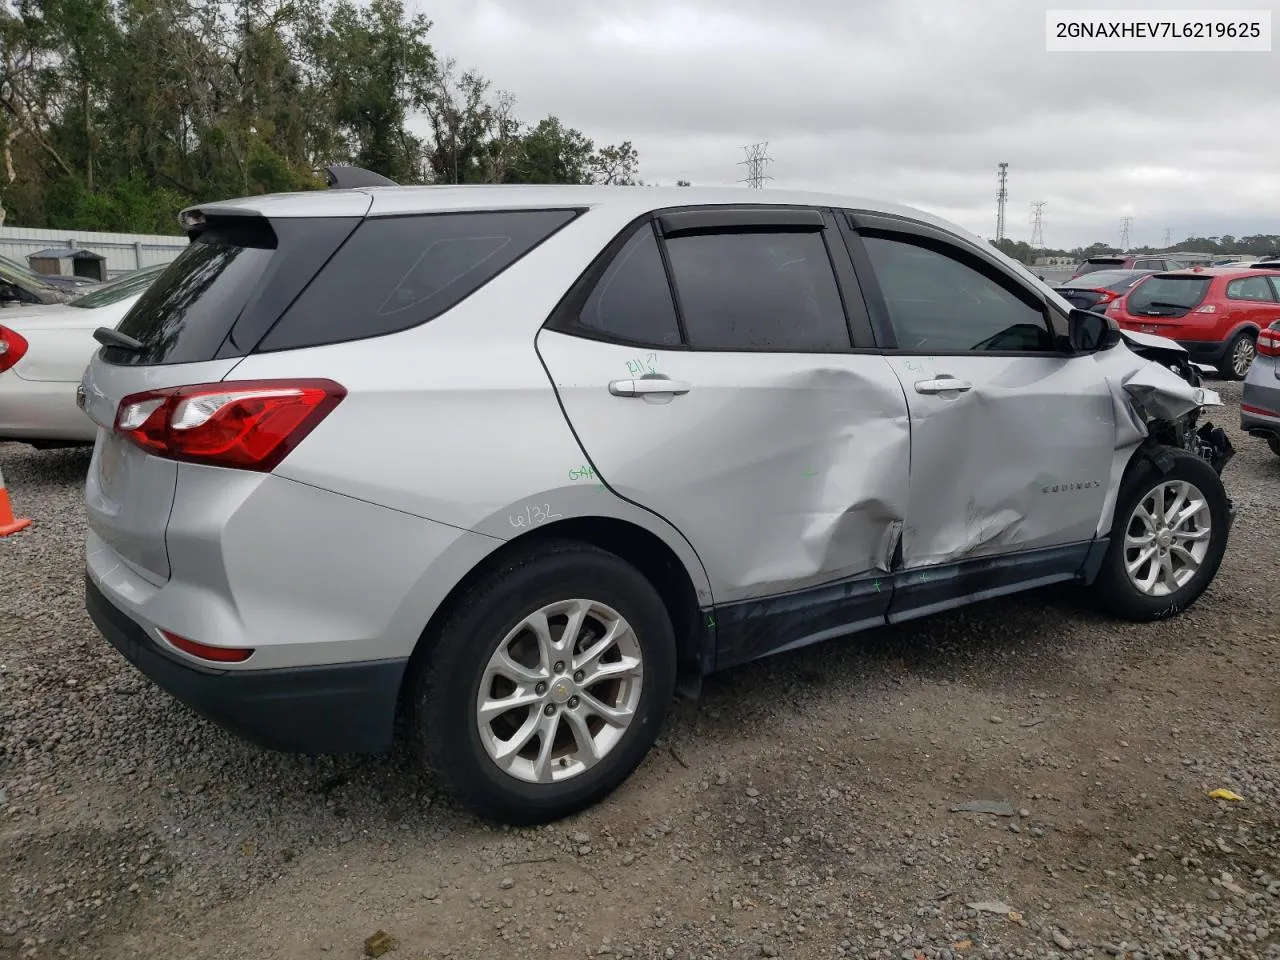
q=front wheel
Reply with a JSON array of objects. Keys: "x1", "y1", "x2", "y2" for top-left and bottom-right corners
[
  {"x1": 409, "y1": 540, "x2": 677, "y2": 825},
  {"x1": 1217, "y1": 330, "x2": 1256, "y2": 380},
  {"x1": 1092, "y1": 448, "x2": 1231, "y2": 621}
]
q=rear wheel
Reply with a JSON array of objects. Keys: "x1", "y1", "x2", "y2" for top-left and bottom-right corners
[
  {"x1": 1268, "y1": 436, "x2": 1280, "y2": 458},
  {"x1": 1092, "y1": 449, "x2": 1230, "y2": 621},
  {"x1": 1217, "y1": 330, "x2": 1256, "y2": 380},
  {"x1": 409, "y1": 540, "x2": 677, "y2": 824}
]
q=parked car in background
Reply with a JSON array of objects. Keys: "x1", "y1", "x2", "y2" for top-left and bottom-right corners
[
  {"x1": 1248, "y1": 259, "x2": 1280, "y2": 270},
  {"x1": 1241, "y1": 319, "x2": 1280, "y2": 456},
  {"x1": 1071, "y1": 254, "x2": 1184, "y2": 279},
  {"x1": 0, "y1": 259, "x2": 75, "y2": 307},
  {"x1": 0, "y1": 264, "x2": 166, "y2": 446},
  {"x1": 75, "y1": 182, "x2": 1236, "y2": 825},
  {"x1": 1053, "y1": 268, "x2": 1158, "y2": 313},
  {"x1": 0, "y1": 253, "x2": 100, "y2": 294},
  {"x1": 1106, "y1": 267, "x2": 1280, "y2": 380}
]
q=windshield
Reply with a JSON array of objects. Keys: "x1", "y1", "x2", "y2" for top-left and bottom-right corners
[{"x1": 69, "y1": 265, "x2": 166, "y2": 309}]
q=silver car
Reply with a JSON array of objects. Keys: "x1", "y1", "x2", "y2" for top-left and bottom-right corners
[
  {"x1": 1240, "y1": 319, "x2": 1280, "y2": 454},
  {"x1": 80, "y1": 184, "x2": 1236, "y2": 824}
]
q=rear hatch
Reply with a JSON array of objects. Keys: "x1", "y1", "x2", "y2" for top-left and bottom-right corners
[
  {"x1": 81, "y1": 203, "x2": 370, "y2": 584},
  {"x1": 1121, "y1": 274, "x2": 1212, "y2": 331}
]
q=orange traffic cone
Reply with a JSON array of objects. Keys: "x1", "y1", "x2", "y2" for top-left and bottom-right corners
[{"x1": 0, "y1": 462, "x2": 31, "y2": 536}]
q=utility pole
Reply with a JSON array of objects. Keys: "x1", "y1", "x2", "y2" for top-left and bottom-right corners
[
  {"x1": 1163, "y1": 227, "x2": 1172, "y2": 248},
  {"x1": 1029, "y1": 201, "x2": 1047, "y2": 249},
  {"x1": 739, "y1": 143, "x2": 774, "y2": 189},
  {"x1": 995, "y1": 162, "x2": 1009, "y2": 241},
  {"x1": 1120, "y1": 217, "x2": 1133, "y2": 251}
]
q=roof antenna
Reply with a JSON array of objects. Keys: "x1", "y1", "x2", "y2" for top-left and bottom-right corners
[{"x1": 322, "y1": 165, "x2": 399, "y2": 189}]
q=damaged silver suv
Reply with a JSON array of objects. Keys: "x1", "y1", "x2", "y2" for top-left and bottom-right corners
[{"x1": 80, "y1": 181, "x2": 1235, "y2": 824}]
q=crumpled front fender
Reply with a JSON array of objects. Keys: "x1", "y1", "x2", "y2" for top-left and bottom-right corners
[{"x1": 1120, "y1": 362, "x2": 1220, "y2": 421}]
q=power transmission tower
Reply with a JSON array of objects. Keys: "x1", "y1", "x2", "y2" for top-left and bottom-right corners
[
  {"x1": 1163, "y1": 227, "x2": 1172, "y2": 248},
  {"x1": 1029, "y1": 201, "x2": 1047, "y2": 249},
  {"x1": 995, "y1": 162, "x2": 1009, "y2": 241},
  {"x1": 1120, "y1": 217, "x2": 1133, "y2": 251},
  {"x1": 739, "y1": 142, "x2": 774, "y2": 189}
]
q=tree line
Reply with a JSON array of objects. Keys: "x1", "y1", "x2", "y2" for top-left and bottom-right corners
[
  {"x1": 0, "y1": 0, "x2": 650, "y2": 234},
  {"x1": 993, "y1": 235, "x2": 1280, "y2": 265}
]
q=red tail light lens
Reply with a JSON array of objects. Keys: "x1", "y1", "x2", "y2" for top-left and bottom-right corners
[
  {"x1": 0, "y1": 326, "x2": 29, "y2": 374},
  {"x1": 1257, "y1": 323, "x2": 1280, "y2": 358},
  {"x1": 1095, "y1": 290, "x2": 1117, "y2": 304},
  {"x1": 114, "y1": 378, "x2": 346, "y2": 471}
]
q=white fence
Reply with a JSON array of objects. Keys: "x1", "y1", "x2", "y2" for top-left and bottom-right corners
[{"x1": 0, "y1": 226, "x2": 186, "y2": 279}]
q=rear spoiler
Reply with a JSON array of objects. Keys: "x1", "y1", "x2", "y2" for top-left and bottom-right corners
[{"x1": 321, "y1": 165, "x2": 399, "y2": 189}]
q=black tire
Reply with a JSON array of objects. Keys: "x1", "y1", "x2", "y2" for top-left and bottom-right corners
[
  {"x1": 1216, "y1": 330, "x2": 1256, "y2": 380},
  {"x1": 1092, "y1": 448, "x2": 1230, "y2": 622},
  {"x1": 408, "y1": 540, "x2": 677, "y2": 825},
  {"x1": 1267, "y1": 436, "x2": 1280, "y2": 458}
]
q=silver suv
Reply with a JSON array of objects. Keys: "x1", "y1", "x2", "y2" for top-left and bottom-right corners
[{"x1": 80, "y1": 183, "x2": 1235, "y2": 824}]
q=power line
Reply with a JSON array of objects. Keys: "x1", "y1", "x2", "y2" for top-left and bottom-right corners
[
  {"x1": 995, "y1": 162, "x2": 1009, "y2": 241},
  {"x1": 739, "y1": 142, "x2": 774, "y2": 189},
  {"x1": 1029, "y1": 201, "x2": 1046, "y2": 249},
  {"x1": 1120, "y1": 217, "x2": 1133, "y2": 251}
]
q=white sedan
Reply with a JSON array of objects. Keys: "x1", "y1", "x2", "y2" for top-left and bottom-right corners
[{"x1": 0, "y1": 265, "x2": 166, "y2": 447}]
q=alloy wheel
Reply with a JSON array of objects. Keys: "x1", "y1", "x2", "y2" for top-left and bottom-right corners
[
  {"x1": 475, "y1": 599, "x2": 644, "y2": 784},
  {"x1": 1123, "y1": 480, "x2": 1212, "y2": 597}
]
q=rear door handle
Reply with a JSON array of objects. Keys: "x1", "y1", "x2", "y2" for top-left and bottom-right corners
[
  {"x1": 914, "y1": 377, "x2": 972, "y2": 395},
  {"x1": 608, "y1": 377, "x2": 692, "y2": 397}
]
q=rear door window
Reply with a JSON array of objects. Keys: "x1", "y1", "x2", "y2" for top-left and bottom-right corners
[{"x1": 662, "y1": 231, "x2": 852, "y2": 351}]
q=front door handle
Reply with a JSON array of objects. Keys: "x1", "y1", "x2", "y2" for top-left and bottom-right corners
[
  {"x1": 914, "y1": 377, "x2": 972, "y2": 395},
  {"x1": 608, "y1": 377, "x2": 692, "y2": 397}
]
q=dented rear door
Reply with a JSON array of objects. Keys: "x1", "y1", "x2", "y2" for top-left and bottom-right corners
[
  {"x1": 842, "y1": 214, "x2": 1115, "y2": 571},
  {"x1": 537, "y1": 207, "x2": 911, "y2": 605}
]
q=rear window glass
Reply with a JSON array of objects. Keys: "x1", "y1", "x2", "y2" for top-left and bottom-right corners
[
  {"x1": 1127, "y1": 276, "x2": 1212, "y2": 313},
  {"x1": 108, "y1": 220, "x2": 278, "y2": 365},
  {"x1": 1060, "y1": 270, "x2": 1134, "y2": 290},
  {"x1": 1075, "y1": 259, "x2": 1123, "y2": 276},
  {"x1": 258, "y1": 209, "x2": 580, "y2": 352}
]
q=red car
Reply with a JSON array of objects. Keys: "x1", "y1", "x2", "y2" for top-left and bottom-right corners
[{"x1": 1104, "y1": 266, "x2": 1280, "y2": 380}]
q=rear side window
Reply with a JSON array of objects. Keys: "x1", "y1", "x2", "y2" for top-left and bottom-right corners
[
  {"x1": 1226, "y1": 276, "x2": 1276, "y2": 301},
  {"x1": 110, "y1": 219, "x2": 278, "y2": 365},
  {"x1": 259, "y1": 209, "x2": 579, "y2": 352},
  {"x1": 1270, "y1": 277, "x2": 1280, "y2": 300},
  {"x1": 663, "y1": 231, "x2": 851, "y2": 351},
  {"x1": 1127, "y1": 276, "x2": 1212, "y2": 313},
  {"x1": 577, "y1": 225, "x2": 682, "y2": 347}
]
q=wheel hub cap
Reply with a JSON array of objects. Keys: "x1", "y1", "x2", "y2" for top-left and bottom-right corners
[{"x1": 548, "y1": 677, "x2": 575, "y2": 704}]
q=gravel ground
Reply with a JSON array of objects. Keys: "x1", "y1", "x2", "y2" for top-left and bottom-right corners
[{"x1": 1, "y1": 380, "x2": 1278, "y2": 960}]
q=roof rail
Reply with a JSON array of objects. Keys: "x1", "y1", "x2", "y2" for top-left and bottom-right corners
[{"x1": 322, "y1": 165, "x2": 399, "y2": 189}]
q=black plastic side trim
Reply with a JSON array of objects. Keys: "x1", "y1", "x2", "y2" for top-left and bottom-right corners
[
  {"x1": 657, "y1": 207, "x2": 824, "y2": 238},
  {"x1": 887, "y1": 541, "x2": 1092, "y2": 624},
  {"x1": 85, "y1": 575, "x2": 404, "y2": 754},
  {"x1": 709, "y1": 540, "x2": 1099, "y2": 672},
  {"x1": 713, "y1": 575, "x2": 892, "y2": 671}
]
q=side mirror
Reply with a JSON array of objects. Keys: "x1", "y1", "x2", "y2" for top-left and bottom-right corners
[{"x1": 1068, "y1": 308, "x2": 1122, "y2": 353}]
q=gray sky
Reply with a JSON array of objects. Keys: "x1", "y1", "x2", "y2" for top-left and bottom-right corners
[{"x1": 407, "y1": 0, "x2": 1279, "y2": 250}]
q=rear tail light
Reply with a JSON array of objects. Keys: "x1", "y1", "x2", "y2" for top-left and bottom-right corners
[
  {"x1": 0, "y1": 326, "x2": 29, "y2": 374},
  {"x1": 1194, "y1": 304, "x2": 1217, "y2": 314},
  {"x1": 1106, "y1": 298, "x2": 1124, "y2": 312},
  {"x1": 113, "y1": 378, "x2": 346, "y2": 471},
  {"x1": 1257, "y1": 323, "x2": 1280, "y2": 358},
  {"x1": 159, "y1": 629, "x2": 254, "y2": 664},
  {"x1": 1095, "y1": 290, "x2": 1117, "y2": 304}
]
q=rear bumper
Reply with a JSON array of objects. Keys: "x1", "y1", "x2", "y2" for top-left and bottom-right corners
[
  {"x1": 1174, "y1": 339, "x2": 1228, "y2": 365},
  {"x1": 86, "y1": 574, "x2": 406, "y2": 754}
]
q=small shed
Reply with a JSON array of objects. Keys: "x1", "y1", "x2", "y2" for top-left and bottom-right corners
[{"x1": 27, "y1": 246, "x2": 108, "y2": 282}]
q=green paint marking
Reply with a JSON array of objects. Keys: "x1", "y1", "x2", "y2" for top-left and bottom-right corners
[
  {"x1": 803, "y1": 469, "x2": 818, "y2": 477},
  {"x1": 706, "y1": 615, "x2": 716, "y2": 628},
  {"x1": 873, "y1": 579, "x2": 881, "y2": 593}
]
